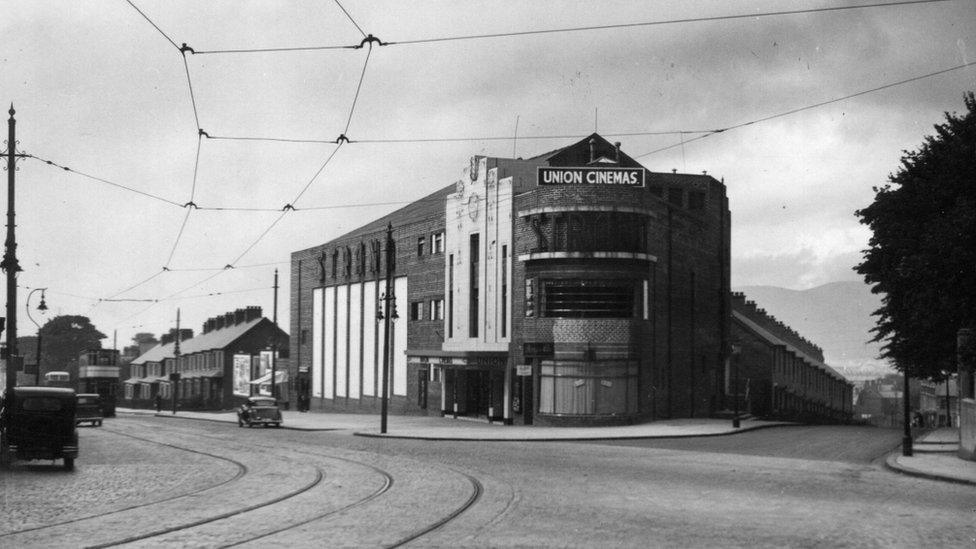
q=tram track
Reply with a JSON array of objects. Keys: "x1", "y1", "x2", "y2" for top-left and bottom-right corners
[
  {"x1": 385, "y1": 470, "x2": 484, "y2": 548},
  {"x1": 0, "y1": 426, "x2": 247, "y2": 539},
  {"x1": 5, "y1": 416, "x2": 513, "y2": 547}
]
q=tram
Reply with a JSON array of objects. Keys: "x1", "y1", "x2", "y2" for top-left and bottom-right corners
[
  {"x1": 42, "y1": 371, "x2": 72, "y2": 387},
  {"x1": 77, "y1": 349, "x2": 121, "y2": 417}
]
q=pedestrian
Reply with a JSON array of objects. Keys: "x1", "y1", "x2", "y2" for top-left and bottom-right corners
[{"x1": 154, "y1": 394, "x2": 162, "y2": 413}]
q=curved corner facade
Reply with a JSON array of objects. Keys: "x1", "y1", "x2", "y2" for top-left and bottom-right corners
[{"x1": 291, "y1": 134, "x2": 734, "y2": 426}]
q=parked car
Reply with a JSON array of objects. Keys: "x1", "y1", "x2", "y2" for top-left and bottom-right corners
[
  {"x1": 0, "y1": 387, "x2": 79, "y2": 470},
  {"x1": 75, "y1": 393, "x2": 103, "y2": 427},
  {"x1": 237, "y1": 396, "x2": 282, "y2": 428}
]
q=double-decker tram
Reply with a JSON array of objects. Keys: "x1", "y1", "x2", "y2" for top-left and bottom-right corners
[{"x1": 77, "y1": 349, "x2": 121, "y2": 417}]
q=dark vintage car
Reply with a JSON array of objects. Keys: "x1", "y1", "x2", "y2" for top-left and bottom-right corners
[
  {"x1": 75, "y1": 393, "x2": 104, "y2": 427},
  {"x1": 237, "y1": 396, "x2": 282, "y2": 428},
  {"x1": 0, "y1": 387, "x2": 79, "y2": 470}
]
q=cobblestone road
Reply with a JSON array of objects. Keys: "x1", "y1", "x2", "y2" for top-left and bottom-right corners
[{"x1": 2, "y1": 416, "x2": 974, "y2": 548}]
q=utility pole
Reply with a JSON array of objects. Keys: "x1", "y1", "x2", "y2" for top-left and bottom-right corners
[
  {"x1": 271, "y1": 268, "x2": 279, "y2": 401},
  {"x1": 2, "y1": 105, "x2": 24, "y2": 398},
  {"x1": 902, "y1": 368, "x2": 912, "y2": 456},
  {"x1": 379, "y1": 223, "x2": 395, "y2": 434}
]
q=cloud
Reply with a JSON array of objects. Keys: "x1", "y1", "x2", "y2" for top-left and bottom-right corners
[{"x1": 733, "y1": 248, "x2": 863, "y2": 289}]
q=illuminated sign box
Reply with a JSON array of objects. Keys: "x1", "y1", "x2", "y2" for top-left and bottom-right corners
[{"x1": 538, "y1": 167, "x2": 645, "y2": 187}]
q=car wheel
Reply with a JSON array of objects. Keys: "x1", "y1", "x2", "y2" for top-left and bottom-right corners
[
  {"x1": 97, "y1": 420, "x2": 102, "y2": 427},
  {"x1": 238, "y1": 418, "x2": 243, "y2": 427},
  {"x1": 64, "y1": 457, "x2": 74, "y2": 471}
]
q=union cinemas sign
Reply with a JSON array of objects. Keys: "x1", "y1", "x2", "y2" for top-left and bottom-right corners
[{"x1": 538, "y1": 166, "x2": 645, "y2": 187}]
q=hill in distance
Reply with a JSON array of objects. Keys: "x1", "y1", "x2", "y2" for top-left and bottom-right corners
[{"x1": 733, "y1": 281, "x2": 893, "y2": 382}]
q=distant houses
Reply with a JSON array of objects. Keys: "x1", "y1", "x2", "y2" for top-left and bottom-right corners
[{"x1": 121, "y1": 307, "x2": 289, "y2": 410}]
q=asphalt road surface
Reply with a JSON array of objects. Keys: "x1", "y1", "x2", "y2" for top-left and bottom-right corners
[{"x1": 1, "y1": 416, "x2": 973, "y2": 548}]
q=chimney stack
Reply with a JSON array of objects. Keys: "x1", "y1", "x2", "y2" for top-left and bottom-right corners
[
  {"x1": 589, "y1": 137, "x2": 597, "y2": 163},
  {"x1": 614, "y1": 141, "x2": 621, "y2": 162}
]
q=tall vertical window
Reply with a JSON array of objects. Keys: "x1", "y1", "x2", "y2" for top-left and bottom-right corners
[
  {"x1": 432, "y1": 232, "x2": 444, "y2": 254},
  {"x1": 501, "y1": 245, "x2": 508, "y2": 337},
  {"x1": 430, "y1": 299, "x2": 444, "y2": 321},
  {"x1": 417, "y1": 236, "x2": 425, "y2": 257},
  {"x1": 469, "y1": 233, "x2": 480, "y2": 338},
  {"x1": 448, "y1": 254, "x2": 454, "y2": 338}
]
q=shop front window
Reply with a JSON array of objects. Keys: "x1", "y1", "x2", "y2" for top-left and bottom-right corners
[{"x1": 537, "y1": 360, "x2": 638, "y2": 415}]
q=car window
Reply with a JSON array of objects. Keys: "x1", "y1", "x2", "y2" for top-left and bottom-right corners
[
  {"x1": 78, "y1": 397, "x2": 98, "y2": 405},
  {"x1": 21, "y1": 397, "x2": 65, "y2": 412}
]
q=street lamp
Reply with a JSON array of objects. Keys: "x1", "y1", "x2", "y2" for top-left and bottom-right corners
[{"x1": 26, "y1": 288, "x2": 47, "y2": 385}]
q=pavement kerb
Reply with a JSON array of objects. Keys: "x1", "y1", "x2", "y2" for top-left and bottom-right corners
[
  {"x1": 119, "y1": 409, "x2": 796, "y2": 440},
  {"x1": 119, "y1": 410, "x2": 337, "y2": 432},
  {"x1": 350, "y1": 421, "x2": 796, "y2": 442},
  {"x1": 883, "y1": 452, "x2": 976, "y2": 486}
]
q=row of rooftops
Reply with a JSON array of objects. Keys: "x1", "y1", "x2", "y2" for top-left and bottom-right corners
[
  {"x1": 129, "y1": 307, "x2": 271, "y2": 366},
  {"x1": 731, "y1": 292, "x2": 825, "y2": 363}
]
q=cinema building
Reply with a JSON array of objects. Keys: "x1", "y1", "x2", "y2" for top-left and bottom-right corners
[{"x1": 291, "y1": 134, "x2": 734, "y2": 426}]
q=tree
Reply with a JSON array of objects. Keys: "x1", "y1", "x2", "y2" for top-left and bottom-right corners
[
  {"x1": 35, "y1": 315, "x2": 107, "y2": 379},
  {"x1": 855, "y1": 92, "x2": 976, "y2": 380}
]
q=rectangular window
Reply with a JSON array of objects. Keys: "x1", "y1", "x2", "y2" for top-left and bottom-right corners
[
  {"x1": 417, "y1": 236, "x2": 425, "y2": 257},
  {"x1": 448, "y1": 254, "x2": 454, "y2": 338},
  {"x1": 525, "y1": 279, "x2": 535, "y2": 317},
  {"x1": 430, "y1": 366, "x2": 441, "y2": 382},
  {"x1": 410, "y1": 301, "x2": 424, "y2": 321},
  {"x1": 668, "y1": 187, "x2": 683, "y2": 207},
  {"x1": 501, "y1": 245, "x2": 508, "y2": 337},
  {"x1": 429, "y1": 299, "x2": 444, "y2": 321},
  {"x1": 642, "y1": 279, "x2": 649, "y2": 320},
  {"x1": 543, "y1": 279, "x2": 637, "y2": 318},
  {"x1": 432, "y1": 232, "x2": 444, "y2": 254},
  {"x1": 469, "y1": 234, "x2": 480, "y2": 337}
]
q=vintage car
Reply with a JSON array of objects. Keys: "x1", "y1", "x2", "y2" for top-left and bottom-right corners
[
  {"x1": 237, "y1": 396, "x2": 282, "y2": 428},
  {"x1": 75, "y1": 393, "x2": 104, "y2": 427},
  {"x1": 0, "y1": 387, "x2": 79, "y2": 470}
]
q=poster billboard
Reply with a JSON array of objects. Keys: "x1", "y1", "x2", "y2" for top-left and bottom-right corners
[{"x1": 233, "y1": 354, "x2": 251, "y2": 396}]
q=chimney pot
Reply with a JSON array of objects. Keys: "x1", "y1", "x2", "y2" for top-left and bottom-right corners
[{"x1": 614, "y1": 141, "x2": 621, "y2": 161}]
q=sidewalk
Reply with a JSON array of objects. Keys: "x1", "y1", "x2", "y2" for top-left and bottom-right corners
[
  {"x1": 884, "y1": 427, "x2": 976, "y2": 486},
  {"x1": 117, "y1": 407, "x2": 789, "y2": 440},
  {"x1": 117, "y1": 408, "x2": 976, "y2": 484}
]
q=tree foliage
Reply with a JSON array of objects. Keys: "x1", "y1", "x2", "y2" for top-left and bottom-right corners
[
  {"x1": 36, "y1": 315, "x2": 107, "y2": 376},
  {"x1": 856, "y1": 92, "x2": 976, "y2": 379}
]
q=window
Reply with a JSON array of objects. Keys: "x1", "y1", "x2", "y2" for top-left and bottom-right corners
[
  {"x1": 542, "y1": 279, "x2": 637, "y2": 318},
  {"x1": 668, "y1": 187, "x2": 683, "y2": 207},
  {"x1": 448, "y1": 254, "x2": 454, "y2": 337},
  {"x1": 410, "y1": 301, "x2": 424, "y2": 321},
  {"x1": 417, "y1": 236, "x2": 426, "y2": 257},
  {"x1": 525, "y1": 279, "x2": 535, "y2": 317},
  {"x1": 430, "y1": 366, "x2": 441, "y2": 382},
  {"x1": 501, "y1": 245, "x2": 508, "y2": 337},
  {"x1": 429, "y1": 299, "x2": 444, "y2": 321},
  {"x1": 469, "y1": 234, "x2": 480, "y2": 337},
  {"x1": 537, "y1": 360, "x2": 638, "y2": 416},
  {"x1": 431, "y1": 232, "x2": 444, "y2": 254}
]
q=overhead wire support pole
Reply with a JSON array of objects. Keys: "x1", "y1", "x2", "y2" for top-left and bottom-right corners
[
  {"x1": 3, "y1": 105, "x2": 25, "y2": 397},
  {"x1": 271, "y1": 268, "x2": 279, "y2": 401},
  {"x1": 379, "y1": 223, "x2": 395, "y2": 434}
]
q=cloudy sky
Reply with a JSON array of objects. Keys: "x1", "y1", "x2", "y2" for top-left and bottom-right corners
[{"x1": 2, "y1": 0, "x2": 974, "y2": 349}]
